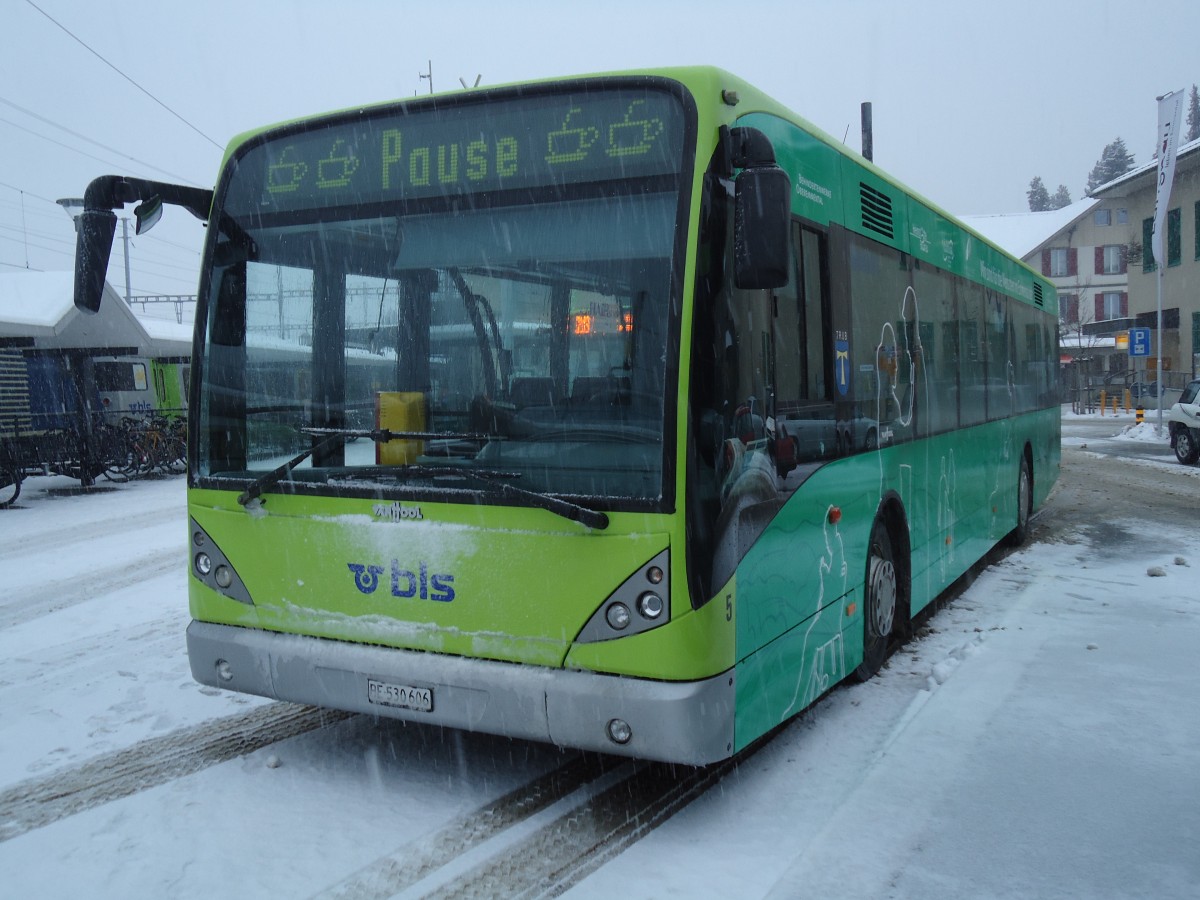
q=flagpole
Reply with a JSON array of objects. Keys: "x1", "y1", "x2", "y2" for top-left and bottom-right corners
[
  {"x1": 1157, "y1": 264, "x2": 1164, "y2": 431},
  {"x1": 1152, "y1": 89, "x2": 1184, "y2": 434}
]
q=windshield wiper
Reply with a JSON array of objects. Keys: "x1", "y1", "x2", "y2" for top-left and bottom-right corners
[
  {"x1": 336, "y1": 464, "x2": 608, "y2": 530},
  {"x1": 238, "y1": 427, "x2": 609, "y2": 529},
  {"x1": 441, "y1": 468, "x2": 609, "y2": 530},
  {"x1": 237, "y1": 431, "x2": 347, "y2": 507},
  {"x1": 237, "y1": 426, "x2": 488, "y2": 507}
]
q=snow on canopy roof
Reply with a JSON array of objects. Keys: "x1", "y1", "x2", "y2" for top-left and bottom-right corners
[
  {"x1": 0, "y1": 270, "x2": 78, "y2": 333},
  {"x1": 959, "y1": 197, "x2": 1099, "y2": 260},
  {"x1": 1061, "y1": 332, "x2": 1116, "y2": 350},
  {"x1": 0, "y1": 270, "x2": 148, "y2": 351},
  {"x1": 138, "y1": 314, "x2": 193, "y2": 349}
]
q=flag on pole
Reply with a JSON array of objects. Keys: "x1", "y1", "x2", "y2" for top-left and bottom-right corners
[{"x1": 1152, "y1": 90, "x2": 1185, "y2": 268}]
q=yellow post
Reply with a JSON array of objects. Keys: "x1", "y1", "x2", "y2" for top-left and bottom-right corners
[
  {"x1": 1099, "y1": 390, "x2": 1106, "y2": 414},
  {"x1": 375, "y1": 392, "x2": 426, "y2": 464},
  {"x1": 1136, "y1": 406, "x2": 1145, "y2": 425},
  {"x1": 1111, "y1": 396, "x2": 1118, "y2": 415},
  {"x1": 1124, "y1": 389, "x2": 1132, "y2": 411}
]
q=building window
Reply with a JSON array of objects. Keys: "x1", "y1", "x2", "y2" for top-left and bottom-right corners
[
  {"x1": 1140, "y1": 214, "x2": 1179, "y2": 270},
  {"x1": 1060, "y1": 292, "x2": 1079, "y2": 326},
  {"x1": 1099, "y1": 244, "x2": 1126, "y2": 275},
  {"x1": 1094, "y1": 209, "x2": 1112, "y2": 226},
  {"x1": 1042, "y1": 247, "x2": 1077, "y2": 278},
  {"x1": 1050, "y1": 247, "x2": 1070, "y2": 277},
  {"x1": 1094, "y1": 291, "x2": 1127, "y2": 321},
  {"x1": 1168, "y1": 207, "x2": 1182, "y2": 267},
  {"x1": 1116, "y1": 208, "x2": 1128, "y2": 224},
  {"x1": 1195, "y1": 201, "x2": 1200, "y2": 259}
]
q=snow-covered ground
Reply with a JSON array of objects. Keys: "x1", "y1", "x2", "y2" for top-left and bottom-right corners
[{"x1": 1, "y1": 421, "x2": 1197, "y2": 898}]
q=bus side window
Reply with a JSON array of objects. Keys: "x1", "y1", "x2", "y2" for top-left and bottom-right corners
[{"x1": 775, "y1": 223, "x2": 840, "y2": 466}]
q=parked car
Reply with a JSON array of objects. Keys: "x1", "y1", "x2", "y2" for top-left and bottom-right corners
[{"x1": 1166, "y1": 379, "x2": 1200, "y2": 465}]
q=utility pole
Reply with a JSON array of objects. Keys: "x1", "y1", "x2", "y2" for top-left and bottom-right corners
[
  {"x1": 419, "y1": 60, "x2": 433, "y2": 94},
  {"x1": 120, "y1": 217, "x2": 132, "y2": 305}
]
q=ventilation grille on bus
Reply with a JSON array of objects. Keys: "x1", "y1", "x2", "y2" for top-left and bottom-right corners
[
  {"x1": 1033, "y1": 282, "x2": 1045, "y2": 307},
  {"x1": 860, "y1": 183, "x2": 894, "y2": 239}
]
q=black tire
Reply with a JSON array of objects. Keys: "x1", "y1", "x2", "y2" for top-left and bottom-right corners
[
  {"x1": 854, "y1": 518, "x2": 900, "y2": 681},
  {"x1": 1174, "y1": 428, "x2": 1200, "y2": 465},
  {"x1": 1007, "y1": 455, "x2": 1033, "y2": 546}
]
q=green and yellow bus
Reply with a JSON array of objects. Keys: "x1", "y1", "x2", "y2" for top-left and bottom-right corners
[{"x1": 71, "y1": 67, "x2": 1059, "y2": 765}]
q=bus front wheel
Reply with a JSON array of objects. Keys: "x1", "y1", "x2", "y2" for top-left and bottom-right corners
[{"x1": 854, "y1": 518, "x2": 898, "y2": 681}]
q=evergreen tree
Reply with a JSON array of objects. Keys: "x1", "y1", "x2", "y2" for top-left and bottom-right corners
[
  {"x1": 1027, "y1": 176, "x2": 1051, "y2": 212},
  {"x1": 1051, "y1": 184, "x2": 1072, "y2": 209},
  {"x1": 1086, "y1": 138, "x2": 1135, "y2": 194},
  {"x1": 1186, "y1": 84, "x2": 1200, "y2": 143}
]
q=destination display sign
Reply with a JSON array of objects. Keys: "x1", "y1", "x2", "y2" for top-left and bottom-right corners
[{"x1": 223, "y1": 88, "x2": 685, "y2": 215}]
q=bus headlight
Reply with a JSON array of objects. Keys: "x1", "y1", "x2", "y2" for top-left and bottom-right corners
[
  {"x1": 605, "y1": 603, "x2": 631, "y2": 630},
  {"x1": 575, "y1": 548, "x2": 671, "y2": 643},
  {"x1": 189, "y1": 518, "x2": 254, "y2": 606},
  {"x1": 637, "y1": 591, "x2": 664, "y2": 620}
]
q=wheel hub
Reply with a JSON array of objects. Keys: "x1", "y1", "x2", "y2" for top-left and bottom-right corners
[{"x1": 869, "y1": 556, "x2": 896, "y2": 636}]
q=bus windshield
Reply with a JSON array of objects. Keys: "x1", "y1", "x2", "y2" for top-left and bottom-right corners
[{"x1": 196, "y1": 85, "x2": 688, "y2": 511}]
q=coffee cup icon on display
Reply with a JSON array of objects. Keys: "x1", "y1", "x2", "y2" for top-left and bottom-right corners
[
  {"x1": 268, "y1": 147, "x2": 308, "y2": 194},
  {"x1": 607, "y1": 100, "x2": 664, "y2": 157},
  {"x1": 318, "y1": 139, "x2": 360, "y2": 188},
  {"x1": 546, "y1": 108, "x2": 599, "y2": 164}
]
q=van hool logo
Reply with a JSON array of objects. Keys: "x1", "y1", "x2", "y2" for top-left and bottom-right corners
[
  {"x1": 373, "y1": 502, "x2": 423, "y2": 521},
  {"x1": 347, "y1": 560, "x2": 455, "y2": 602}
]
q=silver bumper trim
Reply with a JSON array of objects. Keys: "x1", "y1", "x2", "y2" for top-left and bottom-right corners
[{"x1": 186, "y1": 620, "x2": 735, "y2": 765}]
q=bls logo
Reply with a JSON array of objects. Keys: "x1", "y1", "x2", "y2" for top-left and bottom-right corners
[{"x1": 347, "y1": 560, "x2": 455, "y2": 602}]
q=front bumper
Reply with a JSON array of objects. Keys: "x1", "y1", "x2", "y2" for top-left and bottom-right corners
[{"x1": 187, "y1": 620, "x2": 735, "y2": 765}]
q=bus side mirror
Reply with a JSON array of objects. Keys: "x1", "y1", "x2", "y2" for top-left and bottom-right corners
[
  {"x1": 134, "y1": 196, "x2": 164, "y2": 235},
  {"x1": 733, "y1": 164, "x2": 790, "y2": 290},
  {"x1": 73, "y1": 208, "x2": 117, "y2": 314}
]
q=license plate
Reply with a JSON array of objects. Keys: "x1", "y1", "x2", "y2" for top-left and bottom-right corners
[{"x1": 367, "y1": 679, "x2": 433, "y2": 712}]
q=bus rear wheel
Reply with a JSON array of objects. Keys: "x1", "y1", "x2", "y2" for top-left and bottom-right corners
[
  {"x1": 1007, "y1": 456, "x2": 1033, "y2": 546},
  {"x1": 854, "y1": 518, "x2": 898, "y2": 681}
]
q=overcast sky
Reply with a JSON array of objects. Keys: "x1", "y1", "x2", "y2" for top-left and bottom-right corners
[{"x1": 3, "y1": 0, "x2": 1198, "y2": 297}]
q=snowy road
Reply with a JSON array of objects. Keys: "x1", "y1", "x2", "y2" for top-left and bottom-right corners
[{"x1": 1, "y1": 417, "x2": 1198, "y2": 898}]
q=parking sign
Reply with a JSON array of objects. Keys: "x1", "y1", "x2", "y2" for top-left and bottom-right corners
[{"x1": 1129, "y1": 327, "x2": 1152, "y2": 357}]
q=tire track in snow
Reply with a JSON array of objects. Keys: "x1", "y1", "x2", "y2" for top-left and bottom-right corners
[
  {"x1": 0, "y1": 502, "x2": 180, "y2": 561},
  {"x1": 310, "y1": 753, "x2": 618, "y2": 900},
  {"x1": 0, "y1": 703, "x2": 353, "y2": 843},
  {"x1": 0, "y1": 545, "x2": 183, "y2": 629},
  {"x1": 425, "y1": 756, "x2": 744, "y2": 899},
  {"x1": 317, "y1": 744, "x2": 760, "y2": 900}
]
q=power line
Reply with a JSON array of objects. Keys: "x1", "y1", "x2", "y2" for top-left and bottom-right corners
[
  {"x1": 23, "y1": 0, "x2": 223, "y2": 151},
  {"x1": 0, "y1": 180, "x2": 53, "y2": 205},
  {"x1": 0, "y1": 221, "x2": 76, "y2": 247},
  {"x1": 0, "y1": 95, "x2": 204, "y2": 186},
  {"x1": 0, "y1": 259, "x2": 44, "y2": 271},
  {"x1": 1, "y1": 114, "x2": 163, "y2": 181}
]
